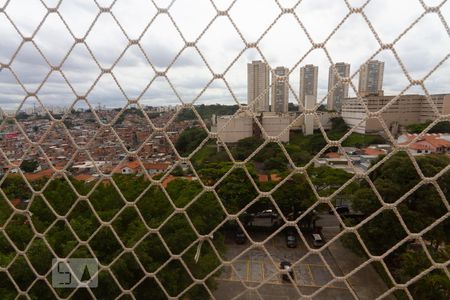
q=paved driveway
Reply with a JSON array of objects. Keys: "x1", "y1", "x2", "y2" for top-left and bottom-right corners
[{"x1": 214, "y1": 231, "x2": 353, "y2": 300}]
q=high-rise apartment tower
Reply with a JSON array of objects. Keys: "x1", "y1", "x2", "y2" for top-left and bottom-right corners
[
  {"x1": 271, "y1": 67, "x2": 289, "y2": 113},
  {"x1": 358, "y1": 60, "x2": 384, "y2": 97},
  {"x1": 300, "y1": 64, "x2": 318, "y2": 111},
  {"x1": 327, "y1": 63, "x2": 350, "y2": 111},
  {"x1": 247, "y1": 60, "x2": 270, "y2": 112}
]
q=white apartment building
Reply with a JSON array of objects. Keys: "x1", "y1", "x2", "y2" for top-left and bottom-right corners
[
  {"x1": 212, "y1": 112, "x2": 291, "y2": 143},
  {"x1": 341, "y1": 94, "x2": 450, "y2": 134}
]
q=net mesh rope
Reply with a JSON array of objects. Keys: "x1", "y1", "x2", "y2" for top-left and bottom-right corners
[{"x1": 0, "y1": 0, "x2": 449, "y2": 299}]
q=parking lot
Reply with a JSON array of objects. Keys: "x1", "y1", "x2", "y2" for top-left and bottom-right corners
[{"x1": 214, "y1": 231, "x2": 353, "y2": 300}]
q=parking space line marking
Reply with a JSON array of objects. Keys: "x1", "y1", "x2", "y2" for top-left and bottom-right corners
[
  {"x1": 293, "y1": 268, "x2": 300, "y2": 285},
  {"x1": 307, "y1": 264, "x2": 315, "y2": 285},
  {"x1": 236, "y1": 259, "x2": 266, "y2": 264},
  {"x1": 259, "y1": 294, "x2": 289, "y2": 300},
  {"x1": 246, "y1": 260, "x2": 250, "y2": 282},
  {"x1": 229, "y1": 267, "x2": 234, "y2": 280},
  {"x1": 229, "y1": 258, "x2": 333, "y2": 287},
  {"x1": 216, "y1": 278, "x2": 349, "y2": 289},
  {"x1": 304, "y1": 263, "x2": 327, "y2": 267},
  {"x1": 258, "y1": 261, "x2": 264, "y2": 280},
  {"x1": 259, "y1": 261, "x2": 264, "y2": 282}
]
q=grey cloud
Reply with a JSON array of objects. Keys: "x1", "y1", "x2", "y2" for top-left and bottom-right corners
[
  {"x1": 0, "y1": 80, "x2": 24, "y2": 111},
  {"x1": 84, "y1": 14, "x2": 129, "y2": 68},
  {"x1": 33, "y1": 14, "x2": 75, "y2": 66},
  {"x1": 144, "y1": 45, "x2": 184, "y2": 69},
  {"x1": 2, "y1": 43, "x2": 52, "y2": 92},
  {"x1": 58, "y1": 0, "x2": 100, "y2": 38},
  {"x1": 141, "y1": 87, "x2": 181, "y2": 107},
  {"x1": 3, "y1": 0, "x2": 47, "y2": 37},
  {"x1": 0, "y1": 0, "x2": 448, "y2": 110},
  {"x1": 0, "y1": 18, "x2": 23, "y2": 63},
  {"x1": 62, "y1": 45, "x2": 99, "y2": 72}
]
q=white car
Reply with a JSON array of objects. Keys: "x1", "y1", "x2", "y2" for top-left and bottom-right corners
[
  {"x1": 312, "y1": 233, "x2": 324, "y2": 247},
  {"x1": 256, "y1": 209, "x2": 277, "y2": 218}
]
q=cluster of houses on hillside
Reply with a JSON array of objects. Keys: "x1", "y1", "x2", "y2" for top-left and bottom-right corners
[
  {"x1": 2, "y1": 105, "x2": 450, "y2": 184},
  {"x1": 316, "y1": 134, "x2": 450, "y2": 173},
  {"x1": 0, "y1": 108, "x2": 197, "y2": 182}
]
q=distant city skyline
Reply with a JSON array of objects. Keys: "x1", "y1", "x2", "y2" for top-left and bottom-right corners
[{"x1": 5, "y1": 56, "x2": 448, "y2": 117}]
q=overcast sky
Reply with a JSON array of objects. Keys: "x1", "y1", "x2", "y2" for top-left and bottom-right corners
[{"x1": 0, "y1": 0, "x2": 449, "y2": 112}]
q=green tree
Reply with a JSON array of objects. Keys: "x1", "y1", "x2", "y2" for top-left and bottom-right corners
[
  {"x1": 398, "y1": 250, "x2": 431, "y2": 282},
  {"x1": 175, "y1": 127, "x2": 208, "y2": 156},
  {"x1": 233, "y1": 136, "x2": 264, "y2": 161},
  {"x1": 20, "y1": 159, "x2": 39, "y2": 173},
  {"x1": 176, "y1": 104, "x2": 239, "y2": 122},
  {"x1": 407, "y1": 121, "x2": 450, "y2": 134},
  {"x1": 346, "y1": 153, "x2": 450, "y2": 296},
  {"x1": 1, "y1": 176, "x2": 33, "y2": 201},
  {"x1": 166, "y1": 178, "x2": 202, "y2": 207},
  {"x1": 430, "y1": 121, "x2": 450, "y2": 133},
  {"x1": 410, "y1": 271, "x2": 450, "y2": 300},
  {"x1": 0, "y1": 174, "x2": 228, "y2": 298},
  {"x1": 309, "y1": 166, "x2": 353, "y2": 196},
  {"x1": 216, "y1": 168, "x2": 258, "y2": 214},
  {"x1": 285, "y1": 144, "x2": 311, "y2": 166},
  {"x1": 272, "y1": 174, "x2": 315, "y2": 216},
  {"x1": 171, "y1": 165, "x2": 184, "y2": 176},
  {"x1": 330, "y1": 117, "x2": 349, "y2": 132},
  {"x1": 197, "y1": 162, "x2": 233, "y2": 185}
]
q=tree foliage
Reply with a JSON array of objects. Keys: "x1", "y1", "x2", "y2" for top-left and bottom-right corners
[
  {"x1": 216, "y1": 168, "x2": 258, "y2": 214},
  {"x1": 176, "y1": 104, "x2": 239, "y2": 122},
  {"x1": 0, "y1": 175, "x2": 226, "y2": 298},
  {"x1": 175, "y1": 127, "x2": 208, "y2": 157},
  {"x1": 344, "y1": 153, "x2": 450, "y2": 298},
  {"x1": 20, "y1": 159, "x2": 39, "y2": 173},
  {"x1": 2, "y1": 149, "x2": 448, "y2": 298},
  {"x1": 407, "y1": 121, "x2": 450, "y2": 134},
  {"x1": 330, "y1": 117, "x2": 349, "y2": 132},
  {"x1": 272, "y1": 174, "x2": 315, "y2": 214}
]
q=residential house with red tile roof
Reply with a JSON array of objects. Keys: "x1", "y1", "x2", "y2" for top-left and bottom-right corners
[{"x1": 398, "y1": 134, "x2": 450, "y2": 155}]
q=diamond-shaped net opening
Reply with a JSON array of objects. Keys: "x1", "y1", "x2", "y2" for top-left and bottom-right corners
[{"x1": 0, "y1": 0, "x2": 449, "y2": 299}]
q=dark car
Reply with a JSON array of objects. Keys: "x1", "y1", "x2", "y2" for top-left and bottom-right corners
[
  {"x1": 280, "y1": 261, "x2": 294, "y2": 282},
  {"x1": 329, "y1": 205, "x2": 350, "y2": 215},
  {"x1": 235, "y1": 229, "x2": 246, "y2": 244},
  {"x1": 285, "y1": 230, "x2": 298, "y2": 248}
]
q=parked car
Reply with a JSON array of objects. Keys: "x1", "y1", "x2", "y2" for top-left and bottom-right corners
[
  {"x1": 235, "y1": 229, "x2": 246, "y2": 244},
  {"x1": 329, "y1": 205, "x2": 350, "y2": 215},
  {"x1": 280, "y1": 261, "x2": 294, "y2": 282},
  {"x1": 255, "y1": 209, "x2": 278, "y2": 218},
  {"x1": 312, "y1": 233, "x2": 324, "y2": 248},
  {"x1": 285, "y1": 229, "x2": 298, "y2": 248}
]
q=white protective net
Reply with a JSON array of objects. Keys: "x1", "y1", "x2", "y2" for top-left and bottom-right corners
[{"x1": 0, "y1": 0, "x2": 449, "y2": 299}]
